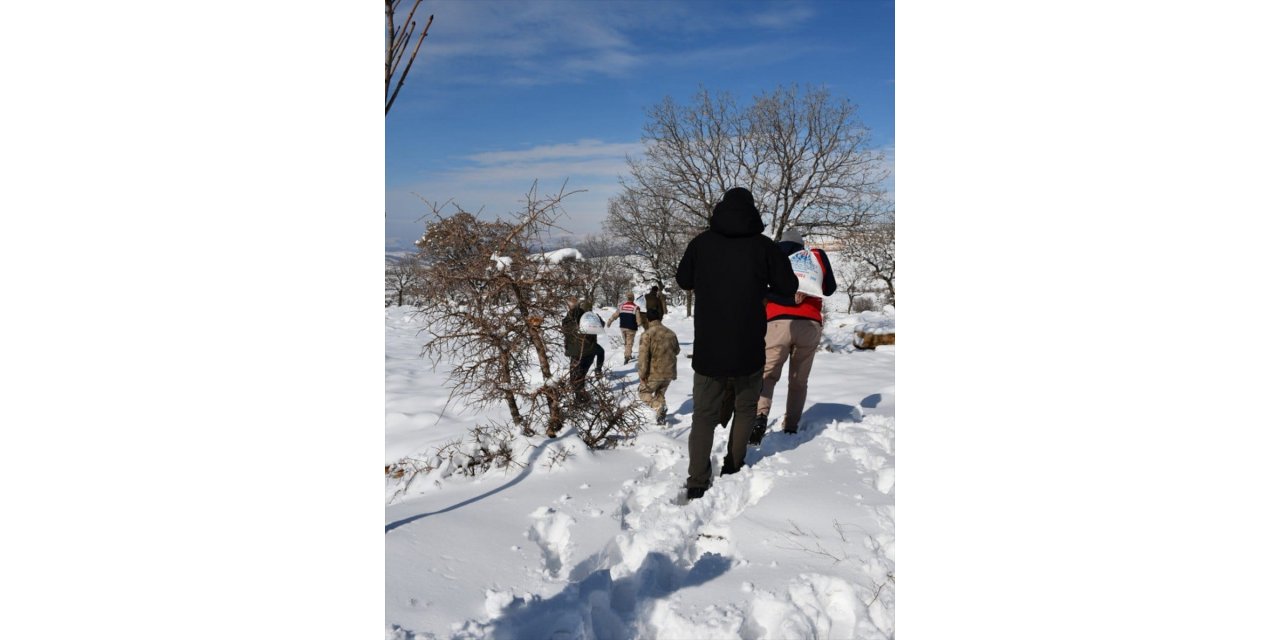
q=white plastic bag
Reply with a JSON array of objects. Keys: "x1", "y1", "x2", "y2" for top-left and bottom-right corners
[
  {"x1": 578, "y1": 311, "x2": 606, "y2": 335},
  {"x1": 789, "y1": 249, "x2": 825, "y2": 296}
]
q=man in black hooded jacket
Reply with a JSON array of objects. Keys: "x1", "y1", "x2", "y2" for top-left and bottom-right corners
[{"x1": 675, "y1": 187, "x2": 798, "y2": 501}]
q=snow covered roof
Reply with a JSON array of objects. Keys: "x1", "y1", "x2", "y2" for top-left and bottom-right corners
[{"x1": 535, "y1": 248, "x2": 584, "y2": 264}]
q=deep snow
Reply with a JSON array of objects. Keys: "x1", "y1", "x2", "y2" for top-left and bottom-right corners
[{"x1": 386, "y1": 294, "x2": 895, "y2": 639}]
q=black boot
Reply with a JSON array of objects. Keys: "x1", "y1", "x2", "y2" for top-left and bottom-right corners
[
  {"x1": 748, "y1": 414, "x2": 768, "y2": 446},
  {"x1": 686, "y1": 486, "x2": 706, "y2": 501},
  {"x1": 720, "y1": 452, "x2": 741, "y2": 476}
]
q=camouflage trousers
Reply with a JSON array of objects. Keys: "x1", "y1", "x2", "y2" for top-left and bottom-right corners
[{"x1": 638, "y1": 378, "x2": 671, "y2": 412}]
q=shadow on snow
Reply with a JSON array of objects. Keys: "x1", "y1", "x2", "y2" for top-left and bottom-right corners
[
  {"x1": 484, "y1": 551, "x2": 732, "y2": 640},
  {"x1": 384, "y1": 436, "x2": 558, "y2": 534},
  {"x1": 743, "y1": 401, "x2": 861, "y2": 466}
]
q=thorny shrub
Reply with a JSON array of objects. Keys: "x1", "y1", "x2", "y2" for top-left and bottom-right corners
[
  {"x1": 385, "y1": 422, "x2": 520, "y2": 502},
  {"x1": 409, "y1": 182, "x2": 651, "y2": 450}
]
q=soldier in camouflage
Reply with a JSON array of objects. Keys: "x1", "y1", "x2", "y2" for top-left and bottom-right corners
[{"x1": 636, "y1": 309, "x2": 680, "y2": 424}]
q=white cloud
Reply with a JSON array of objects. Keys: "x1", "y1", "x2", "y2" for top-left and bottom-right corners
[
  {"x1": 409, "y1": 1, "x2": 823, "y2": 87},
  {"x1": 413, "y1": 1, "x2": 652, "y2": 85},
  {"x1": 746, "y1": 3, "x2": 817, "y2": 29},
  {"x1": 466, "y1": 139, "x2": 643, "y2": 165},
  {"x1": 386, "y1": 138, "x2": 644, "y2": 247}
]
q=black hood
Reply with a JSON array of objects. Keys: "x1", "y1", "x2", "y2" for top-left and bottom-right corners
[{"x1": 709, "y1": 187, "x2": 765, "y2": 238}]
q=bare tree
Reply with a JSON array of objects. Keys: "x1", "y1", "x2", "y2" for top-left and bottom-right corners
[
  {"x1": 412, "y1": 183, "x2": 647, "y2": 444},
  {"x1": 385, "y1": 254, "x2": 423, "y2": 307},
  {"x1": 577, "y1": 234, "x2": 620, "y2": 259},
  {"x1": 612, "y1": 84, "x2": 891, "y2": 316},
  {"x1": 386, "y1": 0, "x2": 433, "y2": 115},
  {"x1": 605, "y1": 188, "x2": 695, "y2": 287},
  {"x1": 626, "y1": 89, "x2": 755, "y2": 227},
  {"x1": 841, "y1": 216, "x2": 896, "y2": 308},
  {"x1": 749, "y1": 85, "x2": 891, "y2": 239},
  {"x1": 574, "y1": 234, "x2": 637, "y2": 306}
]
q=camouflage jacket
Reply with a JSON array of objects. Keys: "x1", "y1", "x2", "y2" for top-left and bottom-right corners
[{"x1": 637, "y1": 319, "x2": 680, "y2": 382}]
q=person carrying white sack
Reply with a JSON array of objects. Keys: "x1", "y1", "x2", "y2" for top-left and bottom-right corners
[
  {"x1": 751, "y1": 228, "x2": 838, "y2": 443},
  {"x1": 563, "y1": 298, "x2": 606, "y2": 409}
]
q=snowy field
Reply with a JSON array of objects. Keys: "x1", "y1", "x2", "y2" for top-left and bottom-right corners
[{"x1": 386, "y1": 293, "x2": 895, "y2": 639}]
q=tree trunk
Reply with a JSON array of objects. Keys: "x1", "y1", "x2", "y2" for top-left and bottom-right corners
[{"x1": 504, "y1": 391, "x2": 524, "y2": 428}]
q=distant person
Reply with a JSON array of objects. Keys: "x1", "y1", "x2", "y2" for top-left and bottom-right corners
[
  {"x1": 675, "y1": 187, "x2": 798, "y2": 501},
  {"x1": 606, "y1": 292, "x2": 641, "y2": 364},
  {"x1": 636, "y1": 309, "x2": 680, "y2": 425},
  {"x1": 640, "y1": 284, "x2": 668, "y2": 329},
  {"x1": 753, "y1": 228, "x2": 839, "y2": 442},
  {"x1": 562, "y1": 297, "x2": 604, "y2": 405},
  {"x1": 581, "y1": 300, "x2": 606, "y2": 378}
]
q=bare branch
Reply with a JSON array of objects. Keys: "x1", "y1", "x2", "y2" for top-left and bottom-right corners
[{"x1": 386, "y1": 0, "x2": 433, "y2": 115}]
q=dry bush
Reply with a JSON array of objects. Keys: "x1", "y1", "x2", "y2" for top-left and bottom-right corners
[
  {"x1": 410, "y1": 182, "x2": 649, "y2": 448},
  {"x1": 412, "y1": 183, "x2": 581, "y2": 438},
  {"x1": 562, "y1": 375, "x2": 648, "y2": 448},
  {"x1": 385, "y1": 422, "x2": 522, "y2": 502},
  {"x1": 850, "y1": 295, "x2": 876, "y2": 313}
]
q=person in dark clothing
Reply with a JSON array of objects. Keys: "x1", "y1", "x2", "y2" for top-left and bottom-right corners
[
  {"x1": 675, "y1": 187, "x2": 798, "y2": 501},
  {"x1": 562, "y1": 298, "x2": 603, "y2": 403},
  {"x1": 641, "y1": 285, "x2": 668, "y2": 329},
  {"x1": 752, "y1": 228, "x2": 839, "y2": 443}
]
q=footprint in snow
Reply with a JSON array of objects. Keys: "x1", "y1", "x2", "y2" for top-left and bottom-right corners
[{"x1": 527, "y1": 506, "x2": 576, "y2": 580}]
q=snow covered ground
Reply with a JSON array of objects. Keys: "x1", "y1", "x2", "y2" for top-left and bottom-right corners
[{"x1": 386, "y1": 296, "x2": 895, "y2": 639}]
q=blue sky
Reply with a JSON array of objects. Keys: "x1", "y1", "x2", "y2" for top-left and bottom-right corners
[{"x1": 385, "y1": 0, "x2": 894, "y2": 251}]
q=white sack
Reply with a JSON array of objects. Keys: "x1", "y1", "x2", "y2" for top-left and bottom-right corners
[
  {"x1": 578, "y1": 311, "x2": 606, "y2": 335},
  {"x1": 790, "y1": 249, "x2": 826, "y2": 296}
]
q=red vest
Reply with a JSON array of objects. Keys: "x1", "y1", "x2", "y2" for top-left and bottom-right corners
[{"x1": 766, "y1": 248, "x2": 824, "y2": 323}]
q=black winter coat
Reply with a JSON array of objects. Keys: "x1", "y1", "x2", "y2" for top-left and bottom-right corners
[
  {"x1": 562, "y1": 304, "x2": 597, "y2": 359},
  {"x1": 676, "y1": 192, "x2": 798, "y2": 377}
]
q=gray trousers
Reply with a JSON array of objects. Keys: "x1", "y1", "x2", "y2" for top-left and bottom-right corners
[{"x1": 686, "y1": 368, "x2": 762, "y2": 491}]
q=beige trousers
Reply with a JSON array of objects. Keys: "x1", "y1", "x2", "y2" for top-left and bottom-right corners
[
  {"x1": 756, "y1": 319, "x2": 822, "y2": 430},
  {"x1": 621, "y1": 328, "x2": 637, "y2": 360}
]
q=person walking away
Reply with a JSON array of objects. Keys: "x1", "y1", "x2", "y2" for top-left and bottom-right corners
[
  {"x1": 643, "y1": 285, "x2": 668, "y2": 325},
  {"x1": 675, "y1": 187, "x2": 798, "y2": 501},
  {"x1": 636, "y1": 308, "x2": 680, "y2": 424},
  {"x1": 752, "y1": 228, "x2": 839, "y2": 443},
  {"x1": 580, "y1": 300, "x2": 605, "y2": 379},
  {"x1": 561, "y1": 298, "x2": 603, "y2": 407},
  {"x1": 561, "y1": 297, "x2": 589, "y2": 405},
  {"x1": 606, "y1": 292, "x2": 641, "y2": 364}
]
